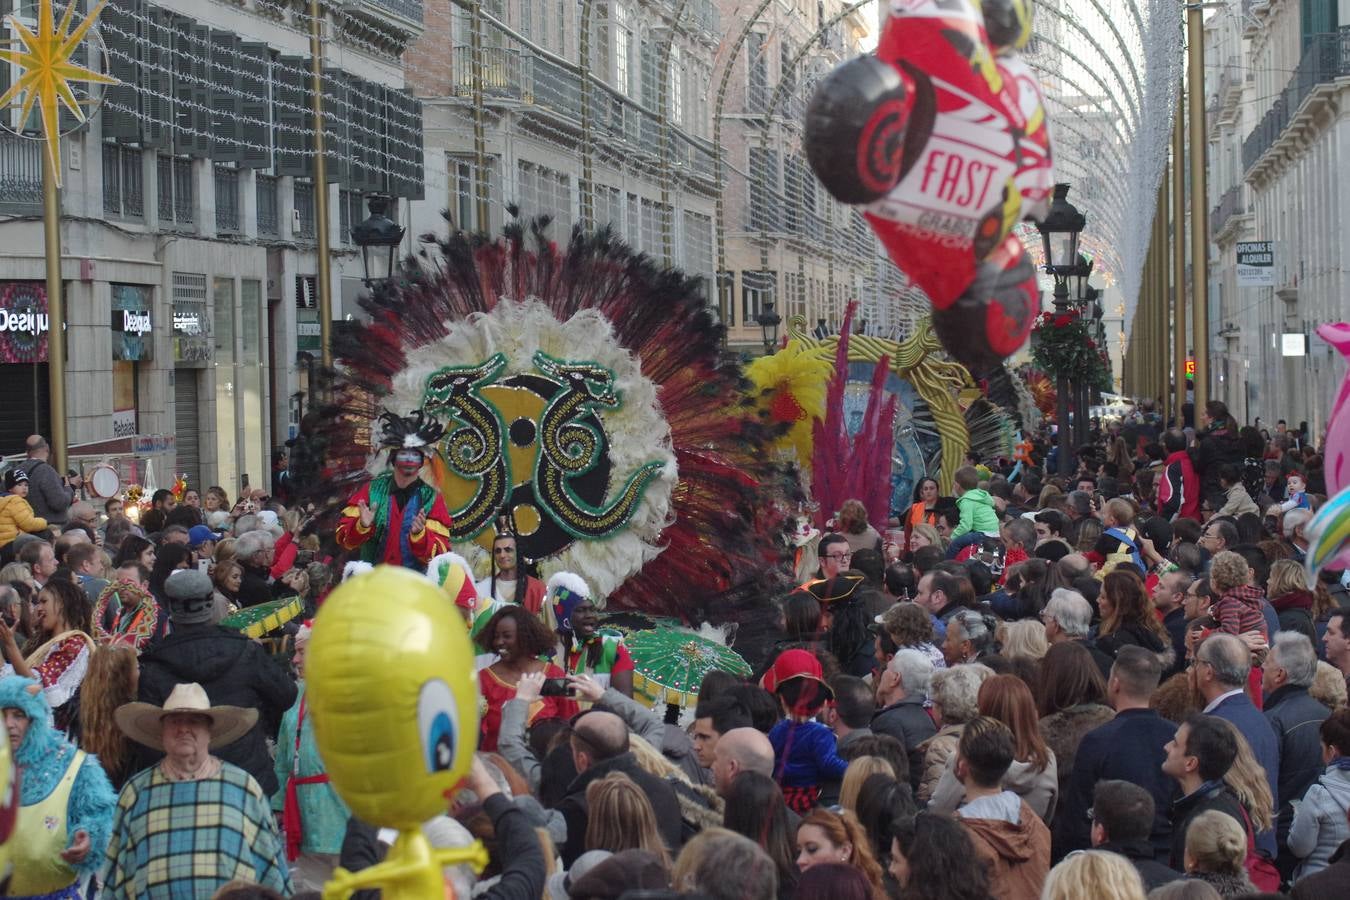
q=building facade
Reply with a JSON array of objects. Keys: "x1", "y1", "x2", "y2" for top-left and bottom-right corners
[
  {"x1": 1210, "y1": 0, "x2": 1350, "y2": 435},
  {"x1": 0, "y1": 0, "x2": 424, "y2": 493},
  {"x1": 404, "y1": 0, "x2": 721, "y2": 319}
]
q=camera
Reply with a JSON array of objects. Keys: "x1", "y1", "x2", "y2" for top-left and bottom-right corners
[{"x1": 539, "y1": 678, "x2": 573, "y2": 698}]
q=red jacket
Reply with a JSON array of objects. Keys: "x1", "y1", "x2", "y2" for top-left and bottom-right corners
[
  {"x1": 1158, "y1": 450, "x2": 1200, "y2": 522},
  {"x1": 335, "y1": 474, "x2": 452, "y2": 568}
]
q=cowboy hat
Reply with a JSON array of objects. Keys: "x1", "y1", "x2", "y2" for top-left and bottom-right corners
[{"x1": 114, "y1": 682, "x2": 258, "y2": 751}]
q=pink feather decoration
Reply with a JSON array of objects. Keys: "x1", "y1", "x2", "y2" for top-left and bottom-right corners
[{"x1": 811, "y1": 303, "x2": 898, "y2": 529}]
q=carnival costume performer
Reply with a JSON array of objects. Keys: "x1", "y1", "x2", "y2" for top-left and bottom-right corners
[
  {"x1": 474, "y1": 527, "x2": 546, "y2": 615},
  {"x1": 0, "y1": 674, "x2": 116, "y2": 900},
  {"x1": 548, "y1": 572, "x2": 635, "y2": 697},
  {"x1": 0, "y1": 579, "x2": 96, "y2": 734},
  {"x1": 336, "y1": 409, "x2": 453, "y2": 569},
  {"x1": 477, "y1": 605, "x2": 577, "y2": 752},
  {"x1": 104, "y1": 682, "x2": 291, "y2": 897},
  {"x1": 271, "y1": 622, "x2": 349, "y2": 891},
  {"x1": 92, "y1": 576, "x2": 167, "y2": 654}
]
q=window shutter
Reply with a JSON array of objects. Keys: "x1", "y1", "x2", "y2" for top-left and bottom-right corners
[
  {"x1": 399, "y1": 91, "x2": 424, "y2": 200},
  {"x1": 101, "y1": 0, "x2": 141, "y2": 143},
  {"x1": 171, "y1": 17, "x2": 206, "y2": 156},
  {"x1": 209, "y1": 31, "x2": 243, "y2": 163},
  {"x1": 273, "y1": 55, "x2": 310, "y2": 177},
  {"x1": 141, "y1": 5, "x2": 172, "y2": 148},
  {"x1": 58, "y1": 35, "x2": 90, "y2": 135},
  {"x1": 372, "y1": 86, "x2": 392, "y2": 195},
  {"x1": 322, "y1": 69, "x2": 348, "y2": 183},
  {"x1": 237, "y1": 43, "x2": 272, "y2": 169},
  {"x1": 348, "y1": 78, "x2": 373, "y2": 192},
  {"x1": 187, "y1": 24, "x2": 212, "y2": 158}
]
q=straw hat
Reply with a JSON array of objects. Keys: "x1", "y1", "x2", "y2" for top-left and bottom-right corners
[{"x1": 114, "y1": 682, "x2": 258, "y2": 750}]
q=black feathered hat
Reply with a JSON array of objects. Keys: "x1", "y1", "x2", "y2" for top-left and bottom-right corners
[{"x1": 378, "y1": 408, "x2": 445, "y2": 454}]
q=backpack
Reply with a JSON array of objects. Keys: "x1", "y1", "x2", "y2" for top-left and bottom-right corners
[{"x1": 1237, "y1": 804, "x2": 1280, "y2": 891}]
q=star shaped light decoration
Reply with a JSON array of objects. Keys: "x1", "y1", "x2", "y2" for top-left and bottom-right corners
[{"x1": 0, "y1": 0, "x2": 117, "y2": 187}]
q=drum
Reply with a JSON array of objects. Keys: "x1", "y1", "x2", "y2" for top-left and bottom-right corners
[
  {"x1": 219, "y1": 595, "x2": 303, "y2": 639},
  {"x1": 89, "y1": 464, "x2": 120, "y2": 499}
]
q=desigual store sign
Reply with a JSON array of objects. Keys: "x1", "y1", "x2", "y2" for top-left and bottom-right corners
[{"x1": 0, "y1": 282, "x2": 51, "y2": 364}]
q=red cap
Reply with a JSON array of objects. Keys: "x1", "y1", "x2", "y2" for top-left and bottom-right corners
[{"x1": 759, "y1": 648, "x2": 831, "y2": 695}]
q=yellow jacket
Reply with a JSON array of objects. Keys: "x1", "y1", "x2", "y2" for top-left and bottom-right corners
[{"x1": 0, "y1": 493, "x2": 47, "y2": 547}]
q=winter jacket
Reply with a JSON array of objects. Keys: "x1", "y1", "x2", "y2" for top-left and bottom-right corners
[
  {"x1": 1288, "y1": 766, "x2": 1350, "y2": 878},
  {"x1": 1187, "y1": 870, "x2": 1257, "y2": 899},
  {"x1": 1264, "y1": 684, "x2": 1332, "y2": 850},
  {"x1": 931, "y1": 753, "x2": 1058, "y2": 824},
  {"x1": 1191, "y1": 422, "x2": 1244, "y2": 507},
  {"x1": 1038, "y1": 703, "x2": 1115, "y2": 822},
  {"x1": 1057, "y1": 708, "x2": 1177, "y2": 861},
  {"x1": 916, "y1": 723, "x2": 963, "y2": 805},
  {"x1": 952, "y1": 488, "x2": 1000, "y2": 540},
  {"x1": 1095, "y1": 622, "x2": 1173, "y2": 669},
  {"x1": 1208, "y1": 691, "x2": 1280, "y2": 858},
  {"x1": 0, "y1": 493, "x2": 47, "y2": 547},
  {"x1": 135, "y1": 623, "x2": 297, "y2": 795},
  {"x1": 341, "y1": 793, "x2": 546, "y2": 900},
  {"x1": 871, "y1": 695, "x2": 937, "y2": 791},
  {"x1": 958, "y1": 792, "x2": 1051, "y2": 900},
  {"x1": 554, "y1": 751, "x2": 683, "y2": 866},
  {"x1": 1211, "y1": 585, "x2": 1269, "y2": 639},
  {"x1": 1170, "y1": 780, "x2": 1248, "y2": 871},
  {"x1": 769, "y1": 718, "x2": 848, "y2": 792},
  {"x1": 1096, "y1": 839, "x2": 1182, "y2": 891},
  {"x1": 1217, "y1": 482, "x2": 1260, "y2": 518},
  {"x1": 237, "y1": 561, "x2": 277, "y2": 607},
  {"x1": 1155, "y1": 447, "x2": 1198, "y2": 520},
  {"x1": 1289, "y1": 838, "x2": 1350, "y2": 900},
  {"x1": 16, "y1": 458, "x2": 72, "y2": 526},
  {"x1": 1272, "y1": 590, "x2": 1318, "y2": 645}
]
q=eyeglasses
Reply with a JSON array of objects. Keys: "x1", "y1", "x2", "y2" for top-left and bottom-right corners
[{"x1": 823, "y1": 552, "x2": 852, "y2": 561}]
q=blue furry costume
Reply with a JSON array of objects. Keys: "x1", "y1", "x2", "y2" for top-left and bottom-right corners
[{"x1": 0, "y1": 675, "x2": 116, "y2": 899}]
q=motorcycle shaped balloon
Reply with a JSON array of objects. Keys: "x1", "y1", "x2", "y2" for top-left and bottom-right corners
[{"x1": 804, "y1": 0, "x2": 1053, "y2": 374}]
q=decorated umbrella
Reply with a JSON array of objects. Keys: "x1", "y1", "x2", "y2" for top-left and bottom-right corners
[
  {"x1": 625, "y1": 629, "x2": 752, "y2": 709},
  {"x1": 596, "y1": 612, "x2": 682, "y2": 641},
  {"x1": 220, "y1": 595, "x2": 304, "y2": 639}
]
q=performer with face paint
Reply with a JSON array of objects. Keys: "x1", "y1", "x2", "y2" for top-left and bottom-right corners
[{"x1": 336, "y1": 410, "x2": 453, "y2": 569}]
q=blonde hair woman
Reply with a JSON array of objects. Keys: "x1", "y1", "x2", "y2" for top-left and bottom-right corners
[
  {"x1": 627, "y1": 732, "x2": 723, "y2": 830},
  {"x1": 999, "y1": 619, "x2": 1049, "y2": 661},
  {"x1": 1213, "y1": 719, "x2": 1274, "y2": 834},
  {"x1": 1041, "y1": 849, "x2": 1146, "y2": 900},
  {"x1": 584, "y1": 772, "x2": 671, "y2": 867},
  {"x1": 838, "y1": 755, "x2": 895, "y2": 813},
  {"x1": 1183, "y1": 810, "x2": 1255, "y2": 897},
  {"x1": 909, "y1": 523, "x2": 942, "y2": 555}
]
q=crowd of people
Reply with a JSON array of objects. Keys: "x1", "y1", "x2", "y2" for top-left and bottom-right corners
[{"x1": 2, "y1": 395, "x2": 1350, "y2": 900}]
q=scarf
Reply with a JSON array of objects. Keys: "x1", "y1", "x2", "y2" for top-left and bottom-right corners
[
  {"x1": 1329, "y1": 756, "x2": 1350, "y2": 773},
  {"x1": 1270, "y1": 589, "x2": 1313, "y2": 613}
]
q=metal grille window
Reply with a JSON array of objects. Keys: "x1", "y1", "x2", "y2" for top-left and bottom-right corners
[
  {"x1": 747, "y1": 32, "x2": 768, "y2": 113},
  {"x1": 515, "y1": 160, "x2": 572, "y2": 234},
  {"x1": 747, "y1": 147, "x2": 779, "y2": 232},
  {"x1": 256, "y1": 174, "x2": 278, "y2": 236},
  {"x1": 171, "y1": 271, "x2": 211, "y2": 362},
  {"x1": 742, "y1": 269, "x2": 774, "y2": 322},
  {"x1": 214, "y1": 166, "x2": 240, "y2": 233},
  {"x1": 682, "y1": 210, "x2": 713, "y2": 299},
  {"x1": 102, "y1": 143, "x2": 143, "y2": 219},
  {"x1": 294, "y1": 180, "x2": 316, "y2": 240},
  {"x1": 0, "y1": 133, "x2": 40, "y2": 212},
  {"x1": 157, "y1": 155, "x2": 195, "y2": 228},
  {"x1": 594, "y1": 184, "x2": 622, "y2": 233}
]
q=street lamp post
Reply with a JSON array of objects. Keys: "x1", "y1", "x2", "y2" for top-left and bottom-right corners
[
  {"x1": 1035, "y1": 184, "x2": 1087, "y2": 477},
  {"x1": 1074, "y1": 256, "x2": 1097, "y2": 449},
  {"x1": 755, "y1": 301, "x2": 782, "y2": 356},
  {"x1": 351, "y1": 195, "x2": 407, "y2": 287}
]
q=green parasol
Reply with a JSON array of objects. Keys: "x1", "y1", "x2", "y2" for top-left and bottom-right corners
[
  {"x1": 625, "y1": 628, "x2": 752, "y2": 708},
  {"x1": 220, "y1": 595, "x2": 303, "y2": 639}
]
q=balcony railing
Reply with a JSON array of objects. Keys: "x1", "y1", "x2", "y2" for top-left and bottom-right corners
[
  {"x1": 294, "y1": 180, "x2": 316, "y2": 240},
  {"x1": 214, "y1": 166, "x2": 240, "y2": 234},
  {"x1": 451, "y1": 44, "x2": 716, "y2": 183},
  {"x1": 1243, "y1": 29, "x2": 1350, "y2": 173},
  {"x1": 0, "y1": 134, "x2": 41, "y2": 213},
  {"x1": 1210, "y1": 184, "x2": 1245, "y2": 237},
  {"x1": 256, "y1": 175, "x2": 279, "y2": 237}
]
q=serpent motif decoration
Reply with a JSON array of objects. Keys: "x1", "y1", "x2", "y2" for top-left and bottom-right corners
[
  {"x1": 423, "y1": 354, "x2": 510, "y2": 540},
  {"x1": 532, "y1": 351, "x2": 665, "y2": 539}
]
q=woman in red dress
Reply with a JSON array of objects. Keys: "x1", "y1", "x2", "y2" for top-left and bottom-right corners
[{"x1": 477, "y1": 605, "x2": 577, "y2": 751}]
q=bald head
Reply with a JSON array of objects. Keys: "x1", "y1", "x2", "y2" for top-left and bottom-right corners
[
  {"x1": 571, "y1": 710, "x2": 629, "y2": 772},
  {"x1": 711, "y1": 727, "x2": 775, "y2": 796},
  {"x1": 25, "y1": 434, "x2": 48, "y2": 459}
]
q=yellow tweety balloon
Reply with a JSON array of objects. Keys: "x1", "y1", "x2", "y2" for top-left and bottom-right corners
[{"x1": 307, "y1": 565, "x2": 487, "y2": 899}]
